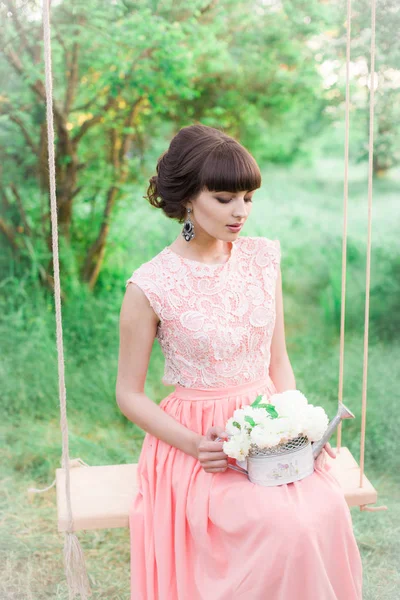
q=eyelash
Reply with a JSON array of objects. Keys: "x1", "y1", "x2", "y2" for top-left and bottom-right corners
[{"x1": 216, "y1": 198, "x2": 253, "y2": 204}]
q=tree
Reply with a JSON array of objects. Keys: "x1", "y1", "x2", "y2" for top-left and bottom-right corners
[
  {"x1": 0, "y1": 0, "x2": 332, "y2": 290},
  {"x1": 327, "y1": 0, "x2": 400, "y2": 176}
]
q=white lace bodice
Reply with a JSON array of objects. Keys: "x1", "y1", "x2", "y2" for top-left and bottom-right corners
[{"x1": 125, "y1": 236, "x2": 281, "y2": 389}]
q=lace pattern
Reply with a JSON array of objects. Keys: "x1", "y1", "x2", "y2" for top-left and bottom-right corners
[{"x1": 125, "y1": 236, "x2": 281, "y2": 389}]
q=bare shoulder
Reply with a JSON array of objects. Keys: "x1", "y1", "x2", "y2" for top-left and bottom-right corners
[
  {"x1": 116, "y1": 278, "x2": 159, "y2": 399},
  {"x1": 123, "y1": 252, "x2": 165, "y2": 327},
  {"x1": 121, "y1": 280, "x2": 160, "y2": 329}
]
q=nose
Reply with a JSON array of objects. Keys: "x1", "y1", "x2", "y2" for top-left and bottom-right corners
[{"x1": 233, "y1": 198, "x2": 250, "y2": 218}]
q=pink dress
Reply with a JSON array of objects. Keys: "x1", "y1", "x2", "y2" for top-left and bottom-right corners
[{"x1": 125, "y1": 236, "x2": 363, "y2": 600}]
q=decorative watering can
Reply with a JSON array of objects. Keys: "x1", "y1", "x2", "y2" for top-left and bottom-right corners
[{"x1": 216, "y1": 403, "x2": 355, "y2": 487}]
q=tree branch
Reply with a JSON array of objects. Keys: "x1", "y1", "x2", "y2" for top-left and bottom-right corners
[
  {"x1": 4, "y1": 0, "x2": 36, "y2": 62},
  {"x1": 10, "y1": 183, "x2": 32, "y2": 236},
  {"x1": 4, "y1": 47, "x2": 67, "y2": 131},
  {"x1": 51, "y1": 21, "x2": 69, "y2": 58},
  {"x1": 7, "y1": 112, "x2": 39, "y2": 155},
  {"x1": 0, "y1": 185, "x2": 12, "y2": 213},
  {"x1": 109, "y1": 128, "x2": 120, "y2": 170},
  {"x1": 119, "y1": 97, "x2": 144, "y2": 164},
  {"x1": 72, "y1": 95, "x2": 118, "y2": 143},
  {"x1": 71, "y1": 185, "x2": 83, "y2": 200},
  {"x1": 64, "y1": 41, "x2": 80, "y2": 115},
  {"x1": 0, "y1": 217, "x2": 19, "y2": 251},
  {"x1": 72, "y1": 46, "x2": 154, "y2": 143}
]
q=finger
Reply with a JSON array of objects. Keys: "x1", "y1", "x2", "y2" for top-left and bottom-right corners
[
  {"x1": 200, "y1": 450, "x2": 228, "y2": 461},
  {"x1": 315, "y1": 451, "x2": 326, "y2": 470},
  {"x1": 201, "y1": 460, "x2": 228, "y2": 469},
  {"x1": 324, "y1": 442, "x2": 336, "y2": 459},
  {"x1": 204, "y1": 467, "x2": 228, "y2": 473},
  {"x1": 201, "y1": 441, "x2": 228, "y2": 452},
  {"x1": 205, "y1": 426, "x2": 220, "y2": 440},
  {"x1": 206, "y1": 432, "x2": 228, "y2": 442},
  {"x1": 205, "y1": 427, "x2": 228, "y2": 441}
]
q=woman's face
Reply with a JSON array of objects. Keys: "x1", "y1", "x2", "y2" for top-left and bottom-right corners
[{"x1": 187, "y1": 188, "x2": 254, "y2": 242}]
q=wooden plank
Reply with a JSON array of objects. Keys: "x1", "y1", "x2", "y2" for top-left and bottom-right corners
[
  {"x1": 56, "y1": 463, "x2": 139, "y2": 532},
  {"x1": 325, "y1": 446, "x2": 378, "y2": 507},
  {"x1": 56, "y1": 447, "x2": 378, "y2": 532}
]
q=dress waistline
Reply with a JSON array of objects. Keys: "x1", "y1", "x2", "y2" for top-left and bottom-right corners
[{"x1": 172, "y1": 376, "x2": 274, "y2": 401}]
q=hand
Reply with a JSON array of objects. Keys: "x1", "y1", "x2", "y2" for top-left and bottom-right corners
[
  {"x1": 315, "y1": 441, "x2": 336, "y2": 471},
  {"x1": 195, "y1": 426, "x2": 229, "y2": 473},
  {"x1": 323, "y1": 441, "x2": 336, "y2": 459}
]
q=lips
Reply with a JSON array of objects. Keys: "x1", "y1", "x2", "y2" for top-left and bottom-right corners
[{"x1": 227, "y1": 223, "x2": 243, "y2": 231}]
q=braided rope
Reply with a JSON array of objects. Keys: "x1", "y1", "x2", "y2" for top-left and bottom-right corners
[{"x1": 42, "y1": 0, "x2": 92, "y2": 596}]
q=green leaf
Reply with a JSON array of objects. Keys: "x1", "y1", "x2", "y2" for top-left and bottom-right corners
[
  {"x1": 232, "y1": 421, "x2": 241, "y2": 430},
  {"x1": 244, "y1": 415, "x2": 256, "y2": 428},
  {"x1": 258, "y1": 404, "x2": 279, "y2": 419},
  {"x1": 250, "y1": 394, "x2": 264, "y2": 408}
]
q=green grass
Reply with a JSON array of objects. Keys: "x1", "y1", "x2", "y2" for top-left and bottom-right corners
[{"x1": 1, "y1": 156, "x2": 399, "y2": 598}]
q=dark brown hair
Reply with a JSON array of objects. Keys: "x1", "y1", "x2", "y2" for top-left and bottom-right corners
[{"x1": 144, "y1": 124, "x2": 262, "y2": 223}]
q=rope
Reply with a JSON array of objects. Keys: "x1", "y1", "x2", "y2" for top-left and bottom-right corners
[
  {"x1": 358, "y1": 0, "x2": 386, "y2": 512},
  {"x1": 336, "y1": 0, "x2": 352, "y2": 453},
  {"x1": 27, "y1": 459, "x2": 91, "y2": 494},
  {"x1": 358, "y1": 0, "x2": 377, "y2": 500},
  {"x1": 337, "y1": 0, "x2": 386, "y2": 512},
  {"x1": 42, "y1": 0, "x2": 92, "y2": 596}
]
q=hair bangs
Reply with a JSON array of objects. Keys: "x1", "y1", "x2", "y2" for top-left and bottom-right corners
[{"x1": 198, "y1": 142, "x2": 261, "y2": 194}]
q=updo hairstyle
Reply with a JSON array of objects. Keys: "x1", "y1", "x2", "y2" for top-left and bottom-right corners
[{"x1": 144, "y1": 124, "x2": 262, "y2": 223}]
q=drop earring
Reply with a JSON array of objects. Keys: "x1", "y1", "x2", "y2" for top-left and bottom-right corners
[{"x1": 181, "y1": 207, "x2": 195, "y2": 242}]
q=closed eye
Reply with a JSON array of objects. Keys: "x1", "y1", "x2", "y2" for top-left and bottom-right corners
[{"x1": 216, "y1": 197, "x2": 253, "y2": 204}]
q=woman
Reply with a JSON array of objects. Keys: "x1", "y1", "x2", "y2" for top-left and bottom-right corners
[{"x1": 116, "y1": 124, "x2": 363, "y2": 599}]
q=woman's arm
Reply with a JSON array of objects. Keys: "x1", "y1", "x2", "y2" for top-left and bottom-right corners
[
  {"x1": 269, "y1": 266, "x2": 296, "y2": 392},
  {"x1": 116, "y1": 283, "x2": 201, "y2": 459}
]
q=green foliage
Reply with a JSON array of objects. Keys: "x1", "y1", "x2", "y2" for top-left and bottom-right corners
[
  {"x1": 251, "y1": 394, "x2": 264, "y2": 407},
  {"x1": 258, "y1": 404, "x2": 279, "y2": 418},
  {"x1": 2, "y1": 0, "x2": 399, "y2": 292},
  {"x1": 1, "y1": 156, "x2": 399, "y2": 598},
  {"x1": 251, "y1": 394, "x2": 279, "y2": 418},
  {"x1": 1, "y1": 0, "x2": 346, "y2": 289},
  {"x1": 325, "y1": 0, "x2": 400, "y2": 173},
  {"x1": 244, "y1": 415, "x2": 256, "y2": 428},
  {"x1": 1, "y1": 156, "x2": 398, "y2": 456}
]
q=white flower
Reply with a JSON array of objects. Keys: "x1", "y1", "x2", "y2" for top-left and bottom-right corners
[
  {"x1": 272, "y1": 390, "x2": 308, "y2": 416},
  {"x1": 223, "y1": 390, "x2": 330, "y2": 454},
  {"x1": 279, "y1": 413, "x2": 304, "y2": 439},
  {"x1": 232, "y1": 408, "x2": 251, "y2": 430},
  {"x1": 225, "y1": 416, "x2": 242, "y2": 436},
  {"x1": 231, "y1": 405, "x2": 272, "y2": 431},
  {"x1": 223, "y1": 430, "x2": 251, "y2": 460},
  {"x1": 242, "y1": 405, "x2": 272, "y2": 425},
  {"x1": 250, "y1": 424, "x2": 281, "y2": 448},
  {"x1": 301, "y1": 404, "x2": 329, "y2": 441},
  {"x1": 249, "y1": 425, "x2": 265, "y2": 447},
  {"x1": 263, "y1": 393, "x2": 279, "y2": 403}
]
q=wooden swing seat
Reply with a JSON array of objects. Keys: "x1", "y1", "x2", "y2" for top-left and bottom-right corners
[{"x1": 56, "y1": 446, "x2": 378, "y2": 532}]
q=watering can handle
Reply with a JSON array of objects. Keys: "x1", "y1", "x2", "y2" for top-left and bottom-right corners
[{"x1": 227, "y1": 463, "x2": 249, "y2": 475}]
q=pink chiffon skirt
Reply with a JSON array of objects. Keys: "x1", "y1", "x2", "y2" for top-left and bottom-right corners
[{"x1": 129, "y1": 376, "x2": 363, "y2": 599}]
